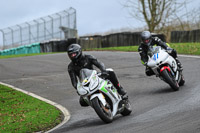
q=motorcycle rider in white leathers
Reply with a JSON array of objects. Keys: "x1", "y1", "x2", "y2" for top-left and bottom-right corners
[{"x1": 138, "y1": 31, "x2": 183, "y2": 76}]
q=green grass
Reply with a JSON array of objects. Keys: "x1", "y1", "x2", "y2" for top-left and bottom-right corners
[
  {"x1": 0, "y1": 52, "x2": 56, "y2": 59},
  {"x1": 1, "y1": 43, "x2": 199, "y2": 59},
  {"x1": 85, "y1": 46, "x2": 139, "y2": 52},
  {"x1": 170, "y1": 43, "x2": 200, "y2": 55},
  {"x1": 0, "y1": 84, "x2": 62, "y2": 132},
  {"x1": 85, "y1": 43, "x2": 200, "y2": 55}
]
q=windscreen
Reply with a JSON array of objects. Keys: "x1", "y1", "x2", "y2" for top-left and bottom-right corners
[
  {"x1": 79, "y1": 69, "x2": 93, "y2": 82},
  {"x1": 147, "y1": 46, "x2": 160, "y2": 57}
]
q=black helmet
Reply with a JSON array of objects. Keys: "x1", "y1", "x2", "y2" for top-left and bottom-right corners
[
  {"x1": 67, "y1": 44, "x2": 82, "y2": 61},
  {"x1": 141, "y1": 31, "x2": 152, "y2": 46}
]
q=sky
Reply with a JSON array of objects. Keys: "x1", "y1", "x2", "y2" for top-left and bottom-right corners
[
  {"x1": 0, "y1": 0, "x2": 137, "y2": 36},
  {"x1": 0, "y1": 0, "x2": 200, "y2": 37}
]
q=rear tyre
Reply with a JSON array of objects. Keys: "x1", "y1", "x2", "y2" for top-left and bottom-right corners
[
  {"x1": 92, "y1": 97, "x2": 113, "y2": 123},
  {"x1": 161, "y1": 69, "x2": 179, "y2": 91}
]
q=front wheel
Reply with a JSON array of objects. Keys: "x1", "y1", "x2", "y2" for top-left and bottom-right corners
[
  {"x1": 91, "y1": 97, "x2": 113, "y2": 123},
  {"x1": 161, "y1": 69, "x2": 179, "y2": 91}
]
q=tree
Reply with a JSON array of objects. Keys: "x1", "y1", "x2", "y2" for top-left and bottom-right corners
[{"x1": 124, "y1": 0, "x2": 188, "y2": 32}]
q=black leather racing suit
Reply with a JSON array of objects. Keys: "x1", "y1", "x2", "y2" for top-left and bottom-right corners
[
  {"x1": 68, "y1": 54, "x2": 122, "y2": 90},
  {"x1": 138, "y1": 37, "x2": 178, "y2": 76}
]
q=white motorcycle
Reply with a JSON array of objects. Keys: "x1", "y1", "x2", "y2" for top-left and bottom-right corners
[
  {"x1": 77, "y1": 68, "x2": 132, "y2": 123},
  {"x1": 147, "y1": 46, "x2": 185, "y2": 91}
]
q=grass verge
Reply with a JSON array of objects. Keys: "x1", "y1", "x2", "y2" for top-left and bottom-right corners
[
  {"x1": 0, "y1": 84, "x2": 62, "y2": 132},
  {"x1": 0, "y1": 43, "x2": 199, "y2": 59},
  {"x1": 170, "y1": 43, "x2": 200, "y2": 55},
  {"x1": 85, "y1": 46, "x2": 139, "y2": 52},
  {"x1": 85, "y1": 43, "x2": 200, "y2": 55},
  {"x1": 0, "y1": 52, "x2": 56, "y2": 59}
]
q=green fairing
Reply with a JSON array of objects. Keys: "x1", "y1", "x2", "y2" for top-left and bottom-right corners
[{"x1": 100, "y1": 81, "x2": 108, "y2": 93}]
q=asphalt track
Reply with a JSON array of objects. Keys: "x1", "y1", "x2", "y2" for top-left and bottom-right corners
[{"x1": 0, "y1": 51, "x2": 200, "y2": 133}]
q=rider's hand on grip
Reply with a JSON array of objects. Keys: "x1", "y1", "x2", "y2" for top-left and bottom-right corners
[
  {"x1": 166, "y1": 47, "x2": 173, "y2": 54},
  {"x1": 144, "y1": 62, "x2": 148, "y2": 67},
  {"x1": 101, "y1": 71, "x2": 109, "y2": 79}
]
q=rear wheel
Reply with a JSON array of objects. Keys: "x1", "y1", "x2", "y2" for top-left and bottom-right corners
[
  {"x1": 91, "y1": 97, "x2": 113, "y2": 123},
  {"x1": 161, "y1": 69, "x2": 179, "y2": 91}
]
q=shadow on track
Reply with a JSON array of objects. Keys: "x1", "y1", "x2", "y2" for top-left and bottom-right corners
[
  {"x1": 52, "y1": 114, "x2": 132, "y2": 133},
  {"x1": 52, "y1": 118, "x2": 103, "y2": 133},
  {"x1": 151, "y1": 87, "x2": 175, "y2": 94}
]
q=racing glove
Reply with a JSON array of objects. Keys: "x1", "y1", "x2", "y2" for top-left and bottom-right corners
[
  {"x1": 166, "y1": 47, "x2": 173, "y2": 54},
  {"x1": 101, "y1": 71, "x2": 109, "y2": 79},
  {"x1": 144, "y1": 62, "x2": 148, "y2": 67}
]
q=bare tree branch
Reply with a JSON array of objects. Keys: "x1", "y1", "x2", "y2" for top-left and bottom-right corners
[{"x1": 123, "y1": 0, "x2": 189, "y2": 32}]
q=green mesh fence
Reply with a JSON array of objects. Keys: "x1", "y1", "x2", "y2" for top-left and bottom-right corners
[{"x1": 0, "y1": 43, "x2": 41, "y2": 56}]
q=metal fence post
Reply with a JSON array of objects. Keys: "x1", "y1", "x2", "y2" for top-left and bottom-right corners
[
  {"x1": 56, "y1": 13, "x2": 62, "y2": 38},
  {"x1": 48, "y1": 15, "x2": 54, "y2": 38},
  {"x1": 17, "y1": 25, "x2": 23, "y2": 45},
  {"x1": 63, "y1": 10, "x2": 71, "y2": 38},
  {"x1": 8, "y1": 27, "x2": 14, "y2": 47},
  {"x1": 34, "y1": 20, "x2": 39, "y2": 42},
  {"x1": 25, "y1": 22, "x2": 31, "y2": 44},
  {"x1": 0, "y1": 29, "x2": 5, "y2": 49},
  {"x1": 40, "y1": 18, "x2": 46, "y2": 41},
  {"x1": 70, "y1": 7, "x2": 77, "y2": 29}
]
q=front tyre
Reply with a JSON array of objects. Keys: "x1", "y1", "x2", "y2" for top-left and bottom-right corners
[
  {"x1": 161, "y1": 69, "x2": 179, "y2": 91},
  {"x1": 91, "y1": 97, "x2": 113, "y2": 123}
]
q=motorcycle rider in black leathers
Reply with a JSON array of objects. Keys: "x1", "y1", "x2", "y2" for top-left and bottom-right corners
[
  {"x1": 67, "y1": 44, "x2": 127, "y2": 106},
  {"x1": 138, "y1": 31, "x2": 183, "y2": 76}
]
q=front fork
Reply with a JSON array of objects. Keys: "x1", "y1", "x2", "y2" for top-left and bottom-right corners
[
  {"x1": 90, "y1": 93, "x2": 107, "y2": 107},
  {"x1": 160, "y1": 65, "x2": 178, "y2": 82}
]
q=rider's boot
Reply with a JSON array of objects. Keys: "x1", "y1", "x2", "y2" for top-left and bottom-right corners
[
  {"x1": 79, "y1": 96, "x2": 89, "y2": 107},
  {"x1": 117, "y1": 86, "x2": 128, "y2": 100},
  {"x1": 176, "y1": 58, "x2": 183, "y2": 71}
]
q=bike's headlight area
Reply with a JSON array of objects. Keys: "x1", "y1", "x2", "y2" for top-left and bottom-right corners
[
  {"x1": 78, "y1": 88, "x2": 88, "y2": 95},
  {"x1": 89, "y1": 76, "x2": 99, "y2": 91},
  {"x1": 77, "y1": 85, "x2": 88, "y2": 95},
  {"x1": 80, "y1": 75, "x2": 99, "y2": 94}
]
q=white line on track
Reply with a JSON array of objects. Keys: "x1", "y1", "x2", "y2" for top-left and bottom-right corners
[{"x1": 179, "y1": 54, "x2": 200, "y2": 58}]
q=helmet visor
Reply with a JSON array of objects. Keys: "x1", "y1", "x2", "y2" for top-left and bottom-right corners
[
  {"x1": 69, "y1": 52, "x2": 77, "y2": 59},
  {"x1": 144, "y1": 39, "x2": 150, "y2": 44}
]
